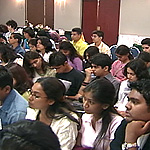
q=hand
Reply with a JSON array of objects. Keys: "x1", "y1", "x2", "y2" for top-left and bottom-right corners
[
  {"x1": 125, "y1": 121, "x2": 150, "y2": 143},
  {"x1": 84, "y1": 67, "x2": 93, "y2": 82}
]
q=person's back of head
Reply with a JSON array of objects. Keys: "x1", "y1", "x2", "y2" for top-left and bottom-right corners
[
  {"x1": 0, "y1": 65, "x2": 13, "y2": 90},
  {"x1": 6, "y1": 20, "x2": 18, "y2": 29},
  {"x1": 49, "y1": 51, "x2": 67, "y2": 66},
  {"x1": 71, "y1": 27, "x2": 82, "y2": 35},
  {"x1": 11, "y1": 33, "x2": 23, "y2": 44},
  {"x1": 23, "y1": 27, "x2": 35, "y2": 38},
  {"x1": 0, "y1": 119, "x2": 61, "y2": 150},
  {"x1": 138, "y1": 51, "x2": 150, "y2": 63},
  {"x1": 92, "y1": 30, "x2": 104, "y2": 40},
  {"x1": 90, "y1": 53, "x2": 112, "y2": 71},
  {"x1": 141, "y1": 38, "x2": 150, "y2": 46}
]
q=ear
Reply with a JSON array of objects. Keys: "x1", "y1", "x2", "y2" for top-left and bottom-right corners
[
  {"x1": 48, "y1": 99, "x2": 55, "y2": 106},
  {"x1": 103, "y1": 66, "x2": 109, "y2": 72},
  {"x1": 64, "y1": 61, "x2": 68, "y2": 65},
  {"x1": 102, "y1": 104, "x2": 110, "y2": 110},
  {"x1": 3, "y1": 85, "x2": 11, "y2": 94}
]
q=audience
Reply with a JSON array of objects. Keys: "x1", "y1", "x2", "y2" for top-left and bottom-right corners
[
  {"x1": 71, "y1": 27, "x2": 88, "y2": 56},
  {"x1": 0, "y1": 120, "x2": 61, "y2": 150},
  {"x1": 141, "y1": 38, "x2": 150, "y2": 53},
  {"x1": 59, "y1": 41, "x2": 83, "y2": 71},
  {"x1": 76, "y1": 78, "x2": 123, "y2": 150},
  {"x1": 111, "y1": 45, "x2": 134, "y2": 81},
  {"x1": 26, "y1": 77, "x2": 80, "y2": 150},
  {"x1": 89, "y1": 30, "x2": 111, "y2": 56},
  {"x1": 0, "y1": 66, "x2": 28, "y2": 127}
]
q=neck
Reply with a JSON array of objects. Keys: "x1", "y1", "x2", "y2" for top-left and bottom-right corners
[
  {"x1": 95, "y1": 41, "x2": 102, "y2": 47},
  {"x1": 12, "y1": 43, "x2": 19, "y2": 49},
  {"x1": 63, "y1": 65, "x2": 73, "y2": 73},
  {"x1": 122, "y1": 59, "x2": 130, "y2": 64}
]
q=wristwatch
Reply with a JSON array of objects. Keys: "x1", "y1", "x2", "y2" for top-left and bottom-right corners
[{"x1": 122, "y1": 142, "x2": 139, "y2": 150}]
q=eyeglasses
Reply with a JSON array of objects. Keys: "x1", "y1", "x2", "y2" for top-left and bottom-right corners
[{"x1": 28, "y1": 89, "x2": 47, "y2": 99}]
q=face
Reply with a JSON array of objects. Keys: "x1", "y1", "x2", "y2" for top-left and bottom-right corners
[
  {"x1": 29, "y1": 58, "x2": 42, "y2": 70},
  {"x1": 29, "y1": 44, "x2": 37, "y2": 51},
  {"x1": 116, "y1": 54, "x2": 129, "y2": 63},
  {"x1": 28, "y1": 82, "x2": 54, "y2": 110},
  {"x1": 126, "y1": 67, "x2": 138, "y2": 82},
  {"x1": 83, "y1": 91, "x2": 105, "y2": 116},
  {"x1": 8, "y1": 34, "x2": 17, "y2": 44},
  {"x1": 23, "y1": 32, "x2": 30, "y2": 39},
  {"x1": 71, "y1": 32, "x2": 81, "y2": 42},
  {"x1": 37, "y1": 40, "x2": 45, "y2": 52},
  {"x1": 7, "y1": 25, "x2": 13, "y2": 32},
  {"x1": 51, "y1": 65, "x2": 66, "y2": 73},
  {"x1": 142, "y1": 44, "x2": 150, "y2": 53},
  {"x1": 125, "y1": 89, "x2": 150, "y2": 122},
  {"x1": 91, "y1": 34, "x2": 102, "y2": 43},
  {"x1": 91, "y1": 64, "x2": 106, "y2": 77},
  {"x1": 60, "y1": 49, "x2": 70, "y2": 56}
]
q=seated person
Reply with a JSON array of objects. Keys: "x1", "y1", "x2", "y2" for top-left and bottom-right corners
[
  {"x1": 141, "y1": 38, "x2": 150, "y2": 53},
  {"x1": 0, "y1": 65, "x2": 28, "y2": 127},
  {"x1": 76, "y1": 78, "x2": 123, "y2": 150},
  {"x1": 110, "y1": 79, "x2": 150, "y2": 150},
  {"x1": 26, "y1": 77, "x2": 80, "y2": 150},
  {"x1": 115, "y1": 58, "x2": 150, "y2": 115},
  {"x1": 0, "y1": 119, "x2": 61, "y2": 150},
  {"x1": 49, "y1": 51, "x2": 85, "y2": 98},
  {"x1": 89, "y1": 30, "x2": 111, "y2": 56}
]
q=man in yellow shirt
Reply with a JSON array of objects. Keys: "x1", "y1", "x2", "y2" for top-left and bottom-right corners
[{"x1": 71, "y1": 28, "x2": 88, "y2": 56}]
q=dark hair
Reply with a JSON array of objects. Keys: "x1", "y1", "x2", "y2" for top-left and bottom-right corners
[
  {"x1": 83, "y1": 78, "x2": 119, "y2": 149},
  {"x1": 90, "y1": 53, "x2": 112, "y2": 71},
  {"x1": 36, "y1": 77, "x2": 79, "y2": 124},
  {"x1": 92, "y1": 30, "x2": 104, "y2": 39},
  {"x1": 37, "y1": 36, "x2": 54, "y2": 53},
  {"x1": 28, "y1": 38, "x2": 37, "y2": 46},
  {"x1": 0, "y1": 120, "x2": 61, "y2": 150},
  {"x1": 36, "y1": 29, "x2": 51, "y2": 39},
  {"x1": 6, "y1": 63, "x2": 33, "y2": 95},
  {"x1": 0, "y1": 24, "x2": 8, "y2": 33},
  {"x1": 115, "y1": 45, "x2": 133, "y2": 60},
  {"x1": 59, "y1": 41, "x2": 81, "y2": 62},
  {"x1": 11, "y1": 33, "x2": 23, "y2": 44},
  {"x1": 138, "y1": 51, "x2": 150, "y2": 63},
  {"x1": 6, "y1": 20, "x2": 17, "y2": 29},
  {"x1": 23, "y1": 27, "x2": 35, "y2": 38},
  {"x1": 23, "y1": 51, "x2": 49, "y2": 79},
  {"x1": 0, "y1": 65, "x2": 13, "y2": 89},
  {"x1": 72, "y1": 28, "x2": 82, "y2": 35},
  {"x1": 141, "y1": 38, "x2": 150, "y2": 46},
  {"x1": 0, "y1": 43, "x2": 21, "y2": 63},
  {"x1": 124, "y1": 58, "x2": 150, "y2": 80},
  {"x1": 130, "y1": 79, "x2": 150, "y2": 106},
  {"x1": 49, "y1": 51, "x2": 67, "y2": 66}
]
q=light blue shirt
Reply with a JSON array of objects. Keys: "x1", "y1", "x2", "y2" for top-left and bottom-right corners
[{"x1": 0, "y1": 89, "x2": 28, "y2": 126}]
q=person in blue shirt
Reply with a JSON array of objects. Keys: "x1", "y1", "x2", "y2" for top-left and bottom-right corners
[{"x1": 0, "y1": 65, "x2": 28, "y2": 127}]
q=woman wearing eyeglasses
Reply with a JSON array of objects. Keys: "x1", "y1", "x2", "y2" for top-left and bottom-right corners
[
  {"x1": 23, "y1": 51, "x2": 56, "y2": 82},
  {"x1": 26, "y1": 77, "x2": 79, "y2": 150}
]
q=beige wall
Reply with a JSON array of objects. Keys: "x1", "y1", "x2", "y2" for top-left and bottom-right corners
[
  {"x1": 119, "y1": 0, "x2": 150, "y2": 36},
  {"x1": 0, "y1": 0, "x2": 25, "y2": 26},
  {"x1": 54, "y1": 0, "x2": 82, "y2": 31}
]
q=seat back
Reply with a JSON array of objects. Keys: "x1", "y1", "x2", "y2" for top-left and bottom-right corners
[
  {"x1": 110, "y1": 45, "x2": 118, "y2": 61},
  {"x1": 130, "y1": 46, "x2": 140, "y2": 58}
]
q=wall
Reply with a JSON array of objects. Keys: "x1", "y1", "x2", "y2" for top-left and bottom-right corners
[
  {"x1": 54, "y1": 0, "x2": 82, "y2": 31},
  {"x1": 119, "y1": 0, "x2": 150, "y2": 36},
  {"x1": 0, "y1": 0, "x2": 25, "y2": 26}
]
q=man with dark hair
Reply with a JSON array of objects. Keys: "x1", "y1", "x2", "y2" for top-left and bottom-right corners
[
  {"x1": 78, "y1": 53, "x2": 120, "y2": 97},
  {"x1": 49, "y1": 51, "x2": 84, "y2": 98},
  {"x1": 6, "y1": 19, "x2": 18, "y2": 40},
  {"x1": 71, "y1": 27, "x2": 88, "y2": 56},
  {"x1": 0, "y1": 66, "x2": 28, "y2": 127},
  {"x1": 110, "y1": 79, "x2": 150, "y2": 150},
  {"x1": 89, "y1": 30, "x2": 111, "y2": 56},
  {"x1": 8, "y1": 33, "x2": 25, "y2": 56},
  {"x1": 0, "y1": 120, "x2": 61, "y2": 150},
  {"x1": 141, "y1": 38, "x2": 150, "y2": 53}
]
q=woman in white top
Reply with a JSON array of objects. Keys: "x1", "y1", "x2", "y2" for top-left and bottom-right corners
[
  {"x1": 26, "y1": 77, "x2": 79, "y2": 150},
  {"x1": 76, "y1": 78, "x2": 123, "y2": 150}
]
